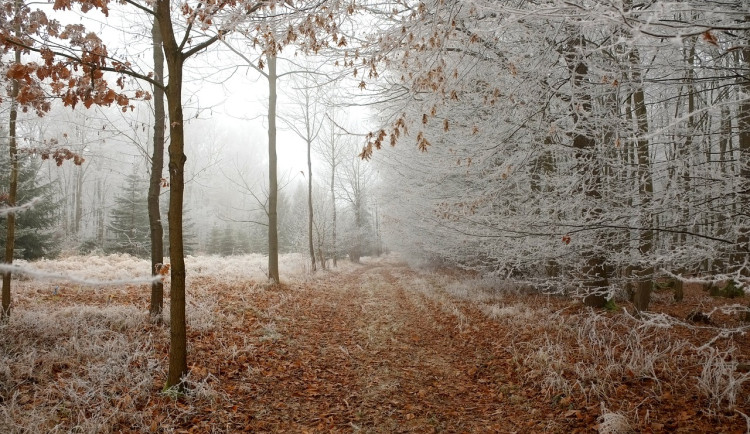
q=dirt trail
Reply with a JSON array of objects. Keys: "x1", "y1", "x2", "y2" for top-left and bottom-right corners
[
  {"x1": 183, "y1": 262, "x2": 575, "y2": 433},
  {"x1": 8, "y1": 258, "x2": 749, "y2": 432}
]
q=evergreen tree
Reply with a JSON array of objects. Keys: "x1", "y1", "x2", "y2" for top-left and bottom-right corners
[
  {"x1": 207, "y1": 223, "x2": 221, "y2": 255},
  {"x1": 160, "y1": 190, "x2": 196, "y2": 257},
  {"x1": 108, "y1": 170, "x2": 150, "y2": 257},
  {"x1": 206, "y1": 223, "x2": 239, "y2": 256},
  {"x1": 219, "y1": 225, "x2": 234, "y2": 256},
  {"x1": 0, "y1": 151, "x2": 60, "y2": 260}
]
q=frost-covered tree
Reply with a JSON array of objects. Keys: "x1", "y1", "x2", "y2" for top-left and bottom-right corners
[
  {"x1": 339, "y1": 141, "x2": 377, "y2": 263},
  {"x1": 365, "y1": 0, "x2": 750, "y2": 308}
]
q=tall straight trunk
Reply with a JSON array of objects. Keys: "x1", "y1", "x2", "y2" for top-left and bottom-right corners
[
  {"x1": 74, "y1": 166, "x2": 83, "y2": 234},
  {"x1": 307, "y1": 137, "x2": 316, "y2": 271},
  {"x1": 148, "y1": 14, "x2": 166, "y2": 321},
  {"x1": 331, "y1": 168, "x2": 337, "y2": 267},
  {"x1": 737, "y1": 18, "x2": 750, "y2": 321},
  {"x1": 566, "y1": 36, "x2": 609, "y2": 308},
  {"x1": 96, "y1": 180, "x2": 105, "y2": 244},
  {"x1": 156, "y1": 0, "x2": 188, "y2": 389},
  {"x1": 267, "y1": 54, "x2": 280, "y2": 283},
  {"x1": 330, "y1": 135, "x2": 337, "y2": 267},
  {"x1": 351, "y1": 196, "x2": 362, "y2": 263},
  {"x1": 681, "y1": 41, "x2": 697, "y2": 244},
  {"x1": 716, "y1": 103, "x2": 731, "y2": 251},
  {"x1": 374, "y1": 202, "x2": 381, "y2": 256},
  {"x1": 736, "y1": 27, "x2": 750, "y2": 276},
  {"x1": 1, "y1": 15, "x2": 21, "y2": 320},
  {"x1": 631, "y1": 49, "x2": 654, "y2": 312}
]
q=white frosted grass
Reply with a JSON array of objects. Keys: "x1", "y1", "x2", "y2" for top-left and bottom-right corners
[
  {"x1": 186, "y1": 252, "x2": 349, "y2": 284},
  {"x1": 597, "y1": 403, "x2": 634, "y2": 434},
  {"x1": 10, "y1": 253, "x2": 366, "y2": 294},
  {"x1": 480, "y1": 303, "x2": 536, "y2": 321},
  {"x1": 0, "y1": 304, "x2": 161, "y2": 433},
  {"x1": 186, "y1": 292, "x2": 222, "y2": 332},
  {"x1": 22, "y1": 253, "x2": 153, "y2": 283},
  {"x1": 696, "y1": 347, "x2": 750, "y2": 413}
]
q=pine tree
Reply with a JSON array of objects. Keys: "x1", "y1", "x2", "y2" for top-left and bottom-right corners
[
  {"x1": 159, "y1": 190, "x2": 196, "y2": 257},
  {"x1": 206, "y1": 223, "x2": 237, "y2": 256},
  {"x1": 0, "y1": 151, "x2": 60, "y2": 260},
  {"x1": 219, "y1": 225, "x2": 235, "y2": 256},
  {"x1": 108, "y1": 170, "x2": 150, "y2": 257}
]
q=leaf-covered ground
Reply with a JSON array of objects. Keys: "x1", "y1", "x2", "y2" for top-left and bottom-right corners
[{"x1": 2, "y1": 255, "x2": 749, "y2": 432}]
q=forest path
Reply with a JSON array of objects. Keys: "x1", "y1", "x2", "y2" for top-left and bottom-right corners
[{"x1": 180, "y1": 261, "x2": 573, "y2": 433}]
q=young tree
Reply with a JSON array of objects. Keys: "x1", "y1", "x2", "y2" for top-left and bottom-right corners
[
  {"x1": 317, "y1": 112, "x2": 348, "y2": 267},
  {"x1": 339, "y1": 140, "x2": 376, "y2": 262},
  {"x1": 280, "y1": 70, "x2": 327, "y2": 271},
  {"x1": 267, "y1": 53, "x2": 280, "y2": 281},
  {"x1": 108, "y1": 168, "x2": 149, "y2": 257}
]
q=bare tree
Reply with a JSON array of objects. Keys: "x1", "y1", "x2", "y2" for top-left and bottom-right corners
[{"x1": 280, "y1": 70, "x2": 327, "y2": 271}]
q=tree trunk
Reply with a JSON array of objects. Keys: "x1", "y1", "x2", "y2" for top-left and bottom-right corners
[
  {"x1": 74, "y1": 165, "x2": 83, "y2": 234},
  {"x1": 565, "y1": 36, "x2": 609, "y2": 307},
  {"x1": 148, "y1": 13, "x2": 166, "y2": 322},
  {"x1": 317, "y1": 239, "x2": 326, "y2": 271},
  {"x1": 680, "y1": 41, "x2": 697, "y2": 245},
  {"x1": 156, "y1": 0, "x2": 188, "y2": 389},
  {"x1": 1, "y1": 19, "x2": 21, "y2": 321},
  {"x1": 735, "y1": 23, "x2": 750, "y2": 276},
  {"x1": 632, "y1": 279, "x2": 652, "y2": 312},
  {"x1": 331, "y1": 159, "x2": 337, "y2": 267},
  {"x1": 96, "y1": 179, "x2": 105, "y2": 244},
  {"x1": 307, "y1": 137, "x2": 316, "y2": 271},
  {"x1": 267, "y1": 54, "x2": 280, "y2": 283},
  {"x1": 673, "y1": 279, "x2": 684, "y2": 302},
  {"x1": 632, "y1": 48, "x2": 654, "y2": 312},
  {"x1": 351, "y1": 196, "x2": 362, "y2": 263}
]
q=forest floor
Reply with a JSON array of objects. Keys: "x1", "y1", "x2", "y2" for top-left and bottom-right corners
[{"x1": 2, "y1": 254, "x2": 750, "y2": 433}]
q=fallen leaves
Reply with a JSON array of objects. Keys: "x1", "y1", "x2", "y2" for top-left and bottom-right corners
[{"x1": 10, "y1": 261, "x2": 750, "y2": 433}]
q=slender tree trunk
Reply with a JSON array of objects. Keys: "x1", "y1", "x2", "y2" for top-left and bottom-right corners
[
  {"x1": 681, "y1": 41, "x2": 697, "y2": 245},
  {"x1": 307, "y1": 137, "x2": 316, "y2": 271},
  {"x1": 1, "y1": 17, "x2": 21, "y2": 321},
  {"x1": 267, "y1": 54, "x2": 280, "y2": 283},
  {"x1": 374, "y1": 202, "x2": 381, "y2": 256},
  {"x1": 331, "y1": 159, "x2": 337, "y2": 267},
  {"x1": 156, "y1": 0, "x2": 188, "y2": 389},
  {"x1": 148, "y1": 14, "x2": 166, "y2": 321},
  {"x1": 74, "y1": 166, "x2": 83, "y2": 234},
  {"x1": 351, "y1": 196, "x2": 362, "y2": 263},
  {"x1": 96, "y1": 179, "x2": 105, "y2": 244}
]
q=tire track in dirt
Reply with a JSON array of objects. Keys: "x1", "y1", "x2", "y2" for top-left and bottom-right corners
[{"x1": 215, "y1": 262, "x2": 576, "y2": 433}]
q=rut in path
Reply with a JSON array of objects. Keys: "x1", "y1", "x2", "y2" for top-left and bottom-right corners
[{"x1": 212, "y1": 262, "x2": 568, "y2": 433}]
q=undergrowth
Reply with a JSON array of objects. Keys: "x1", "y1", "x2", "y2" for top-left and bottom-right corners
[{"x1": 420, "y1": 273, "x2": 750, "y2": 429}]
